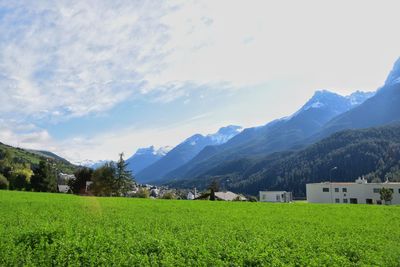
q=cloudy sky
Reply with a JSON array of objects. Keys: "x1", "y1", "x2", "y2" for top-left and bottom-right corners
[{"x1": 0, "y1": 0, "x2": 399, "y2": 162}]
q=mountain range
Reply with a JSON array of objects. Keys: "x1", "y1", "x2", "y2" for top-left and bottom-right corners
[
  {"x1": 161, "y1": 58, "x2": 400, "y2": 193},
  {"x1": 115, "y1": 57, "x2": 399, "y2": 194},
  {"x1": 163, "y1": 90, "x2": 374, "y2": 181},
  {"x1": 133, "y1": 125, "x2": 243, "y2": 183},
  {"x1": 126, "y1": 146, "x2": 171, "y2": 175}
]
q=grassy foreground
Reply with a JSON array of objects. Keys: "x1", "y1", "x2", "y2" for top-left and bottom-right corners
[{"x1": 0, "y1": 191, "x2": 399, "y2": 266}]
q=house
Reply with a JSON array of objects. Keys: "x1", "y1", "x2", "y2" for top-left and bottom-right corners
[
  {"x1": 58, "y1": 173, "x2": 75, "y2": 184},
  {"x1": 58, "y1": 185, "x2": 71, "y2": 193},
  {"x1": 306, "y1": 177, "x2": 400, "y2": 205},
  {"x1": 259, "y1": 191, "x2": 293, "y2": 203},
  {"x1": 214, "y1": 191, "x2": 247, "y2": 201},
  {"x1": 187, "y1": 188, "x2": 199, "y2": 200},
  {"x1": 57, "y1": 173, "x2": 75, "y2": 193},
  {"x1": 85, "y1": 181, "x2": 93, "y2": 193}
]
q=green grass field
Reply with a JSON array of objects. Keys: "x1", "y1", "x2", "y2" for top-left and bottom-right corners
[{"x1": 1, "y1": 191, "x2": 399, "y2": 266}]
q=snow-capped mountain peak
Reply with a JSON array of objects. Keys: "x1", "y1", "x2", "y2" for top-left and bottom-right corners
[
  {"x1": 301, "y1": 90, "x2": 340, "y2": 111},
  {"x1": 208, "y1": 125, "x2": 243, "y2": 144},
  {"x1": 345, "y1": 90, "x2": 375, "y2": 106},
  {"x1": 135, "y1": 146, "x2": 171, "y2": 156}
]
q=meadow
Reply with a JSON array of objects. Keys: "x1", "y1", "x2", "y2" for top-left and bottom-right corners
[{"x1": 0, "y1": 191, "x2": 399, "y2": 266}]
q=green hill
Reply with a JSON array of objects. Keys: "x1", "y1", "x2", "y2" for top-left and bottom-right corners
[{"x1": 0, "y1": 142, "x2": 76, "y2": 174}]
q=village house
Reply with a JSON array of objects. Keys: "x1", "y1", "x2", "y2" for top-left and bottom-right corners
[
  {"x1": 187, "y1": 188, "x2": 199, "y2": 200},
  {"x1": 306, "y1": 177, "x2": 400, "y2": 205},
  {"x1": 259, "y1": 191, "x2": 293, "y2": 203},
  {"x1": 214, "y1": 191, "x2": 247, "y2": 201},
  {"x1": 57, "y1": 173, "x2": 75, "y2": 193}
]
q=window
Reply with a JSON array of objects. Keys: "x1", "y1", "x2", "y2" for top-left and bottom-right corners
[
  {"x1": 343, "y1": 199, "x2": 348, "y2": 203},
  {"x1": 342, "y1": 188, "x2": 347, "y2": 192},
  {"x1": 366, "y1": 199, "x2": 373, "y2": 204},
  {"x1": 335, "y1": 188, "x2": 339, "y2": 193},
  {"x1": 377, "y1": 200, "x2": 382, "y2": 205},
  {"x1": 373, "y1": 188, "x2": 380, "y2": 193},
  {"x1": 399, "y1": 189, "x2": 400, "y2": 194},
  {"x1": 335, "y1": 198, "x2": 340, "y2": 203},
  {"x1": 323, "y1": 188, "x2": 329, "y2": 192},
  {"x1": 389, "y1": 189, "x2": 394, "y2": 193}
]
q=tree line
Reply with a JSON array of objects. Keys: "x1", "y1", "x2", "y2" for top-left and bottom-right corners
[
  {"x1": 69, "y1": 153, "x2": 136, "y2": 196},
  {"x1": 0, "y1": 149, "x2": 137, "y2": 197}
]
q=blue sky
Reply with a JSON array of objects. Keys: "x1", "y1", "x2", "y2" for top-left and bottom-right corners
[{"x1": 0, "y1": 0, "x2": 399, "y2": 162}]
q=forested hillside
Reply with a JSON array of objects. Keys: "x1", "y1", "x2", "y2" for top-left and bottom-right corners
[
  {"x1": 164, "y1": 90, "x2": 373, "y2": 181},
  {"x1": 167, "y1": 124, "x2": 400, "y2": 197},
  {"x1": 0, "y1": 142, "x2": 76, "y2": 191}
]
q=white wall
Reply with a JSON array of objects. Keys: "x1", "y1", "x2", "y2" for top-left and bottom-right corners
[
  {"x1": 260, "y1": 191, "x2": 291, "y2": 202},
  {"x1": 306, "y1": 183, "x2": 400, "y2": 204}
]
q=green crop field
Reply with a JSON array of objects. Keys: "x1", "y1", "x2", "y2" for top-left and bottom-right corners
[{"x1": 1, "y1": 191, "x2": 399, "y2": 266}]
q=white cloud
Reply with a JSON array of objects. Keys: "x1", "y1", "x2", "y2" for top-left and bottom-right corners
[
  {"x1": 0, "y1": 0, "x2": 400, "y2": 161},
  {"x1": 0, "y1": 0, "x2": 175, "y2": 119}
]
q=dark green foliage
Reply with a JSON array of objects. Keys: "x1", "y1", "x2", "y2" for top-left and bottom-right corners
[
  {"x1": 91, "y1": 154, "x2": 135, "y2": 196},
  {"x1": 208, "y1": 180, "x2": 219, "y2": 201},
  {"x1": 91, "y1": 162, "x2": 117, "y2": 196},
  {"x1": 30, "y1": 161, "x2": 58, "y2": 192},
  {"x1": 68, "y1": 167, "x2": 93, "y2": 194},
  {"x1": 115, "y1": 153, "x2": 135, "y2": 194},
  {"x1": 168, "y1": 124, "x2": 400, "y2": 197},
  {"x1": 0, "y1": 174, "x2": 9, "y2": 189},
  {"x1": 380, "y1": 188, "x2": 393, "y2": 204}
]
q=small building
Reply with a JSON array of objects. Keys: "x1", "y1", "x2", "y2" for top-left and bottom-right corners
[
  {"x1": 259, "y1": 191, "x2": 293, "y2": 203},
  {"x1": 187, "y1": 188, "x2": 199, "y2": 200},
  {"x1": 58, "y1": 185, "x2": 71, "y2": 193},
  {"x1": 214, "y1": 191, "x2": 247, "y2": 201},
  {"x1": 306, "y1": 177, "x2": 400, "y2": 205},
  {"x1": 85, "y1": 181, "x2": 93, "y2": 193}
]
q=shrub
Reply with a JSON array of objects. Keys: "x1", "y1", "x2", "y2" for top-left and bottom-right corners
[
  {"x1": 0, "y1": 174, "x2": 9, "y2": 189},
  {"x1": 162, "y1": 192, "x2": 176, "y2": 200},
  {"x1": 134, "y1": 188, "x2": 150, "y2": 198}
]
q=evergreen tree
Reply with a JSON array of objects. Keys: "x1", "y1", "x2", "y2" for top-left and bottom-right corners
[
  {"x1": 31, "y1": 161, "x2": 57, "y2": 192},
  {"x1": 115, "y1": 153, "x2": 135, "y2": 195}
]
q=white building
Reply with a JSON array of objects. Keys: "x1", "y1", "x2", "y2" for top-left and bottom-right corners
[
  {"x1": 306, "y1": 178, "x2": 400, "y2": 205},
  {"x1": 259, "y1": 191, "x2": 293, "y2": 203},
  {"x1": 187, "y1": 188, "x2": 198, "y2": 200},
  {"x1": 58, "y1": 185, "x2": 71, "y2": 193}
]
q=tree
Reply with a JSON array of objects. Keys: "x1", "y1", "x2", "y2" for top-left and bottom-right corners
[
  {"x1": 0, "y1": 174, "x2": 9, "y2": 190},
  {"x1": 91, "y1": 154, "x2": 135, "y2": 197},
  {"x1": 31, "y1": 161, "x2": 57, "y2": 192},
  {"x1": 69, "y1": 167, "x2": 93, "y2": 194},
  {"x1": 115, "y1": 153, "x2": 135, "y2": 195},
  {"x1": 208, "y1": 180, "x2": 220, "y2": 201},
  {"x1": 8, "y1": 168, "x2": 33, "y2": 191},
  {"x1": 91, "y1": 162, "x2": 116, "y2": 196},
  {"x1": 380, "y1": 188, "x2": 393, "y2": 204}
]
